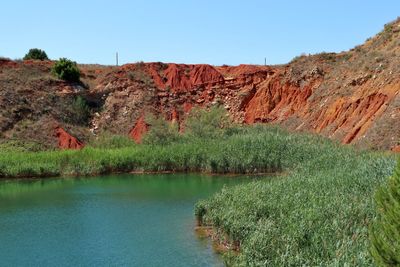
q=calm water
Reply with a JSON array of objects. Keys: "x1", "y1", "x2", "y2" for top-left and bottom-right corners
[{"x1": 0, "y1": 174, "x2": 245, "y2": 267}]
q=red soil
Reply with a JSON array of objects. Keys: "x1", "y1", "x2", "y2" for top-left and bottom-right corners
[
  {"x1": 129, "y1": 115, "x2": 149, "y2": 143},
  {"x1": 391, "y1": 145, "x2": 400, "y2": 152},
  {"x1": 117, "y1": 61, "x2": 399, "y2": 149},
  {"x1": 152, "y1": 63, "x2": 224, "y2": 92},
  {"x1": 54, "y1": 126, "x2": 84, "y2": 150},
  {"x1": 0, "y1": 58, "x2": 17, "y2": 68}
]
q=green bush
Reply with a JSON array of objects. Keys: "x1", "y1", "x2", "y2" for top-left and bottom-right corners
[
  {"x1": 71, "y1": 96, "x2": 90, "y2": 125},
  {"x1": 142, "y1": 114, "x2": 180, "y2": 145},
  {"x1": 0, "y1": 139, "x2": 48, "y2": 152},
  {"x1": 369, "y1": 160, "x2": 400, "y2": 266},
  {"x1": 23, "y1": 48, "x2": 49, "y2": 61},
  {"x1": 52, "y1": 58, "x2": 80, "y2": 82},
  {"x1": 184, "y1": 106, "x2": 232, "y2": 139}
]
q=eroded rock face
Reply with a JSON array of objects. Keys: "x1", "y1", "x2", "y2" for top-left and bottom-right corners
[
  {"x1": 314, "y1": 93, "x2": 389, "y2": 144},
  {"x1": 242, "y1": 72, "x2": 321, "y2": 123},
  {"x1": 65, "y1": 58, "x2": 400, "y2": 150},
  {"x1": 150, "y1": 63, "x2": 224, "y2": 92},
  {"x1": 392, "y1": 145, "x2": 400, "y2": 152},
  {"x1": 129, "y1": 115, "x2": 149, "y2": 143},
  {"x1": 54, "y1": 126, "x2": 84, "y2": 149},
  {"x1": 2, "y1": 19, "x2": 400, "y2": 150}
]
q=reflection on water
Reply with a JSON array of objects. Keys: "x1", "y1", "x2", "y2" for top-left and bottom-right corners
[{"x1": 0, "y1": 174, "x2": 246, "y2": 267}]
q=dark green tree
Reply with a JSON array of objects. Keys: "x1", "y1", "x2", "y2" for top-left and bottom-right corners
[
  {"x1": 52, "y1": 58, "x2": 80, "y2": 82},
  {"x1": 23, "y1": 48, "x2": 49, "y2": 60},
  {"x1": 369, "y1": 160, "x2": 400, "y2": 266}
]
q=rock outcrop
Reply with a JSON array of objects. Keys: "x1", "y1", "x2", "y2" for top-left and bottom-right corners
[
  {"x1": 129, "y1": 115, "x2": 149, "y2": 143},
  {"x1": 54, "y1": 126, "x2": 84, "y2": 149}
]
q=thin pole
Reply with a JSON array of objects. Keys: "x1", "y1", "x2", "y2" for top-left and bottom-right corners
[
  {"x1": 264, "y1": 57, "x2": 266, "y2": 66},
  {"x1": 116, "y1": 52, "x2": 119, "y2": 66}
]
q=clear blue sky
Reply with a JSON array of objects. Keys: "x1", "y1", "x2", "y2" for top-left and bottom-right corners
[{"x1": 1, "y1": 1, "x2": 399, "y2": 65}]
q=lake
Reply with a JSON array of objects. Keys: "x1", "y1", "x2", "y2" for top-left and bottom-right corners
[{"x1": 0, "y1": 174, "x2": 246, "y2": 266}]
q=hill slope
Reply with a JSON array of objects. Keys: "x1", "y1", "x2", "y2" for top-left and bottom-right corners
[{"x1": 1, "y1": 18, "x2": 400, "y2": 150}]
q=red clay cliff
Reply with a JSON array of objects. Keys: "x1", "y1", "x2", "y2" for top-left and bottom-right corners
[{"x1": 1, "y1": 19, "x2": 400, "y2": 150}]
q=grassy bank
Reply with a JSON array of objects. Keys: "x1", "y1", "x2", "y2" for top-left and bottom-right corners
[
  {"x1": 195, "y1": 128, "x2": 396, "y2": 266},
  {"x1": 0, "y1": 126, "x2": 290, "y2": 178},
  {"x1": 0, "y1": 109, "x2": 396, "y2": 266}
]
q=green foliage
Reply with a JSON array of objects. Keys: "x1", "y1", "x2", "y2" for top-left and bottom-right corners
[
  {"x1": 52, "y1": 58, "x2": 80, "y2": 82},
  {"x1": 369, "y1": 160, "x2": 400, "y2": 266},
  {"x1": 184, "y1": 106, "x2": 232, "y2": 139},
  {"x1": 0, "y1": 125, "x2": 291, "y2": 177},
  {"x1": 316, "y1": 52, "x2": 337, "y2": 62},
  {"x1": 89, "y1": 132, "x2": 136, "y2": 149},
  {"x1": 142, "y1": 106, "x2": 232, "y2": 145},
  {"x1": 142, "y1": 114, "x2": 180, "y2": 145},
  {"x1": 0, "y1": 125, "x2": 396, "y2": 266},
  {"x1": 70, "y1": 96, "x2": 90, "y2": 125},
  {"x1": 0, "y1": 139, "x2": 48, "y2": 152},
  {"x1": 23, "y1": 48, "x2": 48, "y2": 61},
  {"x1": 195, "y1": 127, "x2": 396, "y2": 266}
]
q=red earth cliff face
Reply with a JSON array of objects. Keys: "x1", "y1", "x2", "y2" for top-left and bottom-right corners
[
  {"x1": 2, "y1": 19, "x2": 400, "y2": 151},
  {"x1": 119, "y1": 56, "x2": 400, "y2": 150},
  {"x1": 117, "y1": 60, "x2": 400, "y2": 150},
  {"x1": 129, "y1": 115, "x2": 149, "y2": 143},
  {"x1": 154, "y1": 63, "x2": 224, "y2": 92},
  {"x1": 243, "y1": 72, "x2": 322, "y2": 123},
  {"x1": 54, "y1": 127, "x2": 84, "y2": 149}
]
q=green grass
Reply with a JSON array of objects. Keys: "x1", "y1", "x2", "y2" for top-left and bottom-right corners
[
  {"x1": 0, "y1": 124, "x2": 396, "y2": 266},
  {"x1": 195, "y1": 127, "x2": 396, "y2": 266},
  {"x1": 0, "y1": 126, "x2": 289, "y2": 178}
]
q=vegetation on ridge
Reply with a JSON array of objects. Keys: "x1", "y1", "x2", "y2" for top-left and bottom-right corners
[
  {"x1": 23, "y1": 48, "x2": 49, "y2": 61},
  {"x1": 369, "y1": 161, "x2": 400, "y2": 266},
  {"x1": 52, "y1": 58, "x2": 81, "y2": 82}
]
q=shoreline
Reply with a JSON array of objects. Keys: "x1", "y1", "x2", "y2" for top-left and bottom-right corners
[
  {"x1": 0, "y1": 169, "x2": 279, "y2": 181},
  {"x1": 195, "y1": 220, "x2": 240, "y2": 259}
]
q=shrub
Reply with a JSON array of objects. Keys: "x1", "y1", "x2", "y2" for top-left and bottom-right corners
[
  {"x1": 52, "y1": 58, "x2": 80, "y2": 82},
  {"x1": 71, "y1": 96, "x2": 90, "y2": 125},
  {"x1": 290, "y1": 53, "x2": 307, "y2": 64},
  {"x1": 89, "y1": 132, "x2": 136, "y2": 149},
  {"x1": 142, "y1": 115, "x2": 180, "y2": 145},
  {"x1": 184, "y1": 106, "x2": 232, "y2": 139},
  {"x1": 369, "y1": 160, "x2": 400, "y2": 266},
  {"x1": 0, "y1": 139, "x2": 48, "y2": 152},
  {"x1": 23, "y1": 48, "x2": 49, "y2": 61}
]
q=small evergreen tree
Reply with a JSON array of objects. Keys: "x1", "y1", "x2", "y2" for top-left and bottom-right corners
[
  {"x1": 23, "y1": 48, "x2": 49, "y2": 60},
  {"x1": 369, "y1": 160, "x2": 400, "y2": 266},
  {"x1": 52, "y1": 58, "x2": 80, "y2": 82}
]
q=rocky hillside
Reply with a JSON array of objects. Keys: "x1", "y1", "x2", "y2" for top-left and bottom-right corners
[{"x1": 1, "y1": 18, "x2": 400, "y2": 150}]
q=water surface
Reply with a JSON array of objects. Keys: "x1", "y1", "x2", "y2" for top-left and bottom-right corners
[{"x1": 0, "y1": 174, "x2": 245, "y2": 266}]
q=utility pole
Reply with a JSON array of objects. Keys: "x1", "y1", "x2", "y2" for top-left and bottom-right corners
[
  {"x1": 116, "y1": 52, "x2": 119, "y2": 66},
  {"x1": 264, "y1": 57, "x2": 266, "y2": 66}
]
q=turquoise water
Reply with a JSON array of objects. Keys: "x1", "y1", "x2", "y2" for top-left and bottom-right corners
[{"x1": 0, "y1": 174, "x2": 245, "y2": 266}]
